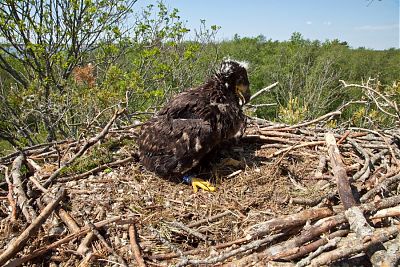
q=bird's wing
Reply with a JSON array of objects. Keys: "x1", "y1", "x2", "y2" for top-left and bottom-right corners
[
  {"x1": 158, "y1": 90, "x2": 211, "y2": 119},
  {"x1": 138, "y1": 116, "x2": 217, "y2": 178}
]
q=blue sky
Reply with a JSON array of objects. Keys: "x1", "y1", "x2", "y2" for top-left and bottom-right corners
[{"x1": 135, "y1": 0, "x2": 399, "y2": 50}]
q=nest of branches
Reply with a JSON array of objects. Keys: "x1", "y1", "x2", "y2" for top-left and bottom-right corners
[{"x1": 0, "y1": 106, "x2": 400, "y2": 267}]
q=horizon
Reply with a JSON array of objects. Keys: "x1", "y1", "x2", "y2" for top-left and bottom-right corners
[{"x1": 135, "y1": 0, "x2": 400, "y2": 50}]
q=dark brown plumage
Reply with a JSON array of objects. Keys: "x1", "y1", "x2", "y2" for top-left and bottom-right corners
[{"x1": 138, "y1": 59, "x2": 250, "y2": 181}]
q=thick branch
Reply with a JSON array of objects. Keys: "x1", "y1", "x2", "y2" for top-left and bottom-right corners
[
  {"x1": 11, "y1": 155, "x2": 37, "y2": 222},
  {"x1": 5, "y1": 214, "x2": 135, "y2": 266},
  {"x1": 325, "y1": 132, "x2": 356, "y2": 209},
  {"x1": 310, "y1": 225, "x2": 400, "y2": 266},
  {"x1": 0, "y1": 188, "x2": 66, "y2": 266}
]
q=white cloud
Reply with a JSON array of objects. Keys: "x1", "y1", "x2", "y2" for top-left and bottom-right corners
[
  {"x1": 355, "y1": 24, "x2": 399, "y2": 31},
  {"x1": 323, "y1": 21, "x2": 332, "y2": 26},
  {"x1": 306, "y1": 21, "x2": 312, "y2": 25}
]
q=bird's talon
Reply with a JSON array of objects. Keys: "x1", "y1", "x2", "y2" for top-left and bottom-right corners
[{"x1": 191, "y1": 178, "x2": 216, "y2": 193}]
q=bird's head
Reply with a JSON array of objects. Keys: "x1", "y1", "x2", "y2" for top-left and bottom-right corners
[{"x1": 218, "y1": 59, "x2": 251, "y2": 105}]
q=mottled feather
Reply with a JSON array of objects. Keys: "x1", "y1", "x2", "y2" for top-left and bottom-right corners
[{"x1": 138, "y1": 60, "x2": 250, "y2": 180}]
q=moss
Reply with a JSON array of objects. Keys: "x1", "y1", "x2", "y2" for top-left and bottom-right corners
[
  {"x1": 0, "y1": 140, "x2": 13, "y2": 156},
  {"x1": 59, "y1": 140, "x2": 116, "y2": 176}
]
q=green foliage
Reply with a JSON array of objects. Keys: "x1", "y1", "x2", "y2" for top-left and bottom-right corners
[
  {"x1": 0, "y1": 0, "x2": 135, "y2": 144},
  {"x1": 347, "y1": 80, "x2": 400, "y2": 128},
  {"x1": 219, "y1": 33, "x2": 399, "y2": 125},
  {"x1": 278, "y1": 94, "x2": 308, "y2": 124},
  {"x1": 0, "y1": 1, "x2": 400, "y2": 150},
  {"x1": 116, "y1": 1, "x2": 220, "y2": 113},
  {"x1": 59, "y1": 138, "x2": 131, "y2": 176},
  {"x1": 59, "y1": 137, "x2": 136, "y2": 176}
]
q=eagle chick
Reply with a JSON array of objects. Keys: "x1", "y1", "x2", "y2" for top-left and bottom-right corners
[{"x1": 138, "y1": 60, "x2": 251, "y2": 183}]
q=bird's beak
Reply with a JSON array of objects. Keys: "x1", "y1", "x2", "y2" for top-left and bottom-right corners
[{"x1": 236, "y1": 84, "x2": 251, "y2": 105}]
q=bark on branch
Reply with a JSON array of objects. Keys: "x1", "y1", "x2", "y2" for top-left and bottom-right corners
[
  {"x1": 0, "y1": 187, "x2": 66, "y2": 266},
  {"x1": 11, "y1": 154, "x2": 37, "y2": 222},
  {"x1": 325, "y1": 132, "x2": 356, "y2": 209}
]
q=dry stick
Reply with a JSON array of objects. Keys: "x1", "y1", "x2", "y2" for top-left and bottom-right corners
[
  {"x1": 267, "y1": 141, "x2": 326, "y2": 159},
  {"x1": 248, "y1": 82, "x2": 279, "y2": 101},
  {"x1": 77, "y1": 252, "x2": 94, "y2": 267},
  {"x1": 259, "y1": 121, "x2": 291, "y2": 130},
  {"x1": 361, "y1": 194, "x2": 400, "y2": 212},
  {"x1": 350, "y1": 126, "x2": 400, "y2": 166},
  {"x1": 261, "y1": 143, "x2": 289, "y2": 149},
  {"x1": 176, "y1": 233, "x2": 284, "y2": 267},
  {"x1": 236, "y1": 195, "x2": 400, "y2": 265},
  {"x1": 1, "y1": 165, "x2": 17, "y2": 222},
  {"x1": 325, "y1": 132, "x2": 356, "y2": 209},
  {"x1": 169, "y1": 221, "x2": 208, "y2": 242},
  {"x1": 263, "y1": 218, "x2": 349, "y2": 261},
  {"x1": 77, "y1": 231, "x2": 95, "y2": 255},
  {"x1": 325, "y1": 132, "x2": 375, "y2": 259},
  {"x1": 129, "y1": 224, "x2": 146, "y2": 267},
  {"x1": 282, "y1": 230, "x2": 349, "y2": 261},
  {"x1": 290, "y1": 191, "x2": 336, "y2": 207},
  {"x1": 147, "y1": 236, "x2": 249, "y2": 261},
  {"x1": 378, "y1": 234, "x2": 400, "y2": 267},
  {"x1": 287, "y1": 111, "x2": 342, "y2": 129},
  {"x1": 370, "y1": 148, "x2": 389, "y2": 166},
  {"x1": 337, "y1": 130, "x2": 351, "y2": 144},
  {"x1": 89, "y1": 222, "x2": 128, "y2": 267},
  {"x1": 43, "y1": 109, "x2": 125, "y2": 187},
  {"x1": 25, "y1": 158, "x2": 41, "y2": 172},
  {"x1": 340, "y1": 80, "x2": 399, "y2": 118},
  {"x1": 11, "y1": 155, "x2": 37, "y2": 222},
  {"x1": 296, "y1": 236, "x2": 342, "y2": 267},
  {"x1": 314, "y1": 155, "x2": 327, "y2": 179},
  {"x1": 260, "y1": 130, "x2": 305, "y2": 139},
  {"x1": 29, "y1": 176, "x2": 48, "y2": 193},
  {"x1": 245, "y1": 207, "x2": 334, "y2": 239},
  {"x1": 370, "y1": 205, "x2": 400, "y2": 220},
  {"x1": 360, "y1": 173, "x2": 400, "y2": 203},
  {"x1": 56, "y1": 156, "x2": 134, "y2": 183},
  {"x1": 149, "y1": 226, "x2": 188, "y2": 264},
  {"x1": 0, "y1": 140, "x2": 71, "y2": 163},
  {"x1": 41, "y1": 192, "x2": 81, "y2": 233},
  {"x1": 0, "y1": 187, "x2": 66, "y2": 266},
  {"x1": 187, "y1": 210, "x2": 232, "y2": 228},
  {"x1": 309, "y1": 225, "x2": 400, "y2": 267},
  {"x1": 348, "y1": 138, "x2": 371, "y2": 181},
  {"x1": 5, "y1": 215, "x2": 133, "y2": 267},
  {"x1": 29, "y1": 176, "x2": 80, "y2": 236},
  {"x1": 344, "y1": 206, "x2": 374, "y2": 238},
  {"x1": 57, "y1": 209, "x2": 81, "y2": 233}
]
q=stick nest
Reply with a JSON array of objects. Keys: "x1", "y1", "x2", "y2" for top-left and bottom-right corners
[{"x1": 1, "y1": 116, "x2": 400, "y2": 266}]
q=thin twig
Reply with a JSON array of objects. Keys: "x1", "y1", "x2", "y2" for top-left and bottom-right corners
[
  {"x1": 43, "y1": 109, "x2": 125, "y2": 187},
  {"x1": 90, "y1": 222, "x2": 128, "y2": 267},
  {"x1": 248, "y1": 82, "x2": 279, "y2": 101}
]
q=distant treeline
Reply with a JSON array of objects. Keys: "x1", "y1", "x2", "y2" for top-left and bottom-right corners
[{"x1": 217, "y1": 33, "x2": 400, "y2": 122}]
